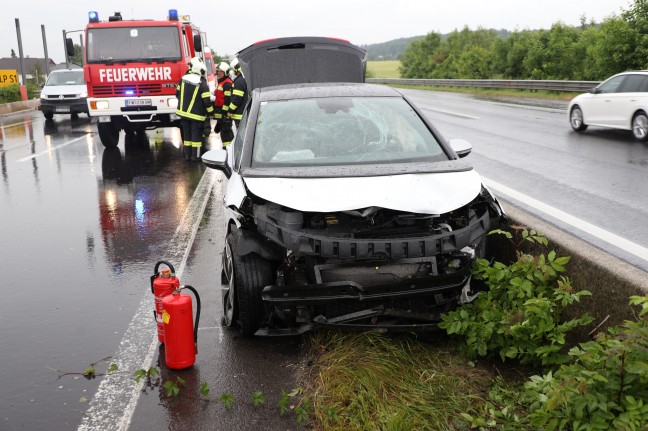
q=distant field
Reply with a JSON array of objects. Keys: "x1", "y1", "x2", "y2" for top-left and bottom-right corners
[{"x1": 367, "y1": 60, "x2": 401, "y2": 78}]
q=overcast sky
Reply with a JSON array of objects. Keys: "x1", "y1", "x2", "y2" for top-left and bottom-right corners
[{"x1": 4, "y1": 0, "x2": 631, "y2": 64}]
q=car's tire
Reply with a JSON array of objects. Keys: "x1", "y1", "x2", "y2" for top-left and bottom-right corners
[
  {"x1": 569, "y1": 106, "x2": 588, "y2": 132},
  {"x1": 632, "y1": 112, "x2": 648, "y2": 141},
  {"x1": 221, "y1": 237, "x2": 238, "y2": 328},
  {"x1": 43, "y1": 111, "x2": 53, "y2": 120},
  {"x1": 98, "y1": 122, "x2": 120, "y2": 148},
  {"x1": 224, "y1": 233, "x2": 274, "y2": 337}
]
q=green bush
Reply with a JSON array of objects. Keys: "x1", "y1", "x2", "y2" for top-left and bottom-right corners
[
  {"x1": 439, "y1": 228, "x2": 593, "y2": 367},
  {"x1": 0, "y1": 83, "x2": 39, "y2": 103},
  {"x1": 525, "y1": 295, "x2": 648, "y2": 431}
]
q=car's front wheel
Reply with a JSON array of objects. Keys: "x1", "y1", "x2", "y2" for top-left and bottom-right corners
[
  {"x1": 632, "y1": 112, "x2": 648, "y2": 141},
  {"x1": 222, "y1": 233, "x2": 274, "y2": 337},
  {"x1": 569, "y1": 106, "x2": 587, "y2": 132}
]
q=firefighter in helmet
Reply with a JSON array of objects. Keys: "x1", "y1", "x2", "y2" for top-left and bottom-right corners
[
  {"x1": 227, "y1": 57, "x2": 247, "y2": 128},
  {"x1": 213, "y1": 62, "x2": 234, "y2": 148},
  {"x1": 176, "y1": 57, "x2": 214, "y2": 161}
]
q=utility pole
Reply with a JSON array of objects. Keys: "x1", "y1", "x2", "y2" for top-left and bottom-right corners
[
  {"x1": 62, "y1": 30, "x2": 70, "y2": 69},
  {"x1": 41, "y1": 25, "x2": 50, "y2": 76},
  {"x1": 15, "y1": 18, "x2": 28, "y2": 100}
]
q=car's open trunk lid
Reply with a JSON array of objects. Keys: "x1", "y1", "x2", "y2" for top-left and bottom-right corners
[{"x1": 236, "y1": 37, "x2": 367, "y2": 91}]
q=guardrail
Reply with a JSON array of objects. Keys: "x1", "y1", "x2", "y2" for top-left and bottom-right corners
[{"x1": 366, "y1": 78, "x2": 601, "y2": 93}]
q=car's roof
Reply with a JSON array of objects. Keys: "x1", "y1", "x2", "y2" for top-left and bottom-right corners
[
  {"x1": 50, "y1": 69, "x2": 83, "y2": 74},
  {"x1": 254, "y1": 82, "x2": 401, "y2": 102}
]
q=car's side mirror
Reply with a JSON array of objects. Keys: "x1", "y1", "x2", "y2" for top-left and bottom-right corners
[
  {"x1": 201, "y1": 148, "x2": 231, "y2": 177},
  {"x1": 448, "y1": 138, "x2": 472, "y2": 158},
  {"x1": 589, "y1": 87, "x2": 601, "y2": 94}
]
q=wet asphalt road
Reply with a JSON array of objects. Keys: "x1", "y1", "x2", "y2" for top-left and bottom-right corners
[
  {"x1": 0, "y1": 112, "x2": 300, "y2": 431},
  {"x1": 1, "y1": 91, "x2": 647, "y2": 430},
  {"x1": 402, "y1": 89, "x2": 648, "y2": 271}
]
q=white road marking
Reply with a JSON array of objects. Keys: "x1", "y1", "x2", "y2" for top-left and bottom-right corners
[
  {"x1": 483, "y1": 176, "x2": 648, "y2": 263},
  {"x1": 78, "y1": 168, "x2": 217, "y2": 431},
  {"x1": 422, "y1": 107, "x2": 480, "y2": 120},
  {"x1": 16, "y1": 135, "x2": 89, "y2": 162}
]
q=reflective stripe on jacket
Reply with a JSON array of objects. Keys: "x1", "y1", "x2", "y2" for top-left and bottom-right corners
[
  {"x1": 228, "y1": 74, "x2": 247, "y2": 120},
  {"x1": 176, "y1": 73, "x2": 214, "y2": 121}
]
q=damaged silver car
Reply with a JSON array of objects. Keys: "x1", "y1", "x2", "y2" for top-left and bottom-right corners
[{"x1": 202, "y1": 37, "x2": 505, "y2": 336}]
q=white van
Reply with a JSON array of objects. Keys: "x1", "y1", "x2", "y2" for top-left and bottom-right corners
[{"x1": 39, "y1": 69, "x2": 88, "y2": 119}]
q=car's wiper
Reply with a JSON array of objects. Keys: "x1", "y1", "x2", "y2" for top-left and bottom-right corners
[{"x1": 147, "y1": 57, "x2": 173, "y2": 64}]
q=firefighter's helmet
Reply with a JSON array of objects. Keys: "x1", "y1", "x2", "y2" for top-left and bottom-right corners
[
  {"x1": 188, "y1": 57, "x2": 207, "y2": 76},
  {"x1": 230, "y1": 58, "x2": 241, "y2": 72},
  {"x1": 216, "y1": 62, "x2": 230, "y2": 75}
]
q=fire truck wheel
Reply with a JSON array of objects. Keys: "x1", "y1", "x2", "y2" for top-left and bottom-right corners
[
  {"x1": 225, "y1": 233, "x2": 274, "y2": 337},
  {"x1": 98, "y1": 123, "x2": 120, "y2": 148}
]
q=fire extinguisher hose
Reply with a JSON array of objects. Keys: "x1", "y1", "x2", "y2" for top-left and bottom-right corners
[{"x1": 182, "y1": 285, "x2": 201, "y2": 347}]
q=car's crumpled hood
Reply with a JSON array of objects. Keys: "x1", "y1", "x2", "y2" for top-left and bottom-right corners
[{"x1": 244, "y1": 170, "x2": 483, "y2": 214}]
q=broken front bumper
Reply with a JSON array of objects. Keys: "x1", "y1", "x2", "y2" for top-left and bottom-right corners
[{"x1": 257, "y1": 255, "x2": 472, "y2": 336}]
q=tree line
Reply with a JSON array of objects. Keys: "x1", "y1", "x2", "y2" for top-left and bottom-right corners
[{"x1": 400, "y1": 0, "x2": 648, "y2": 81}]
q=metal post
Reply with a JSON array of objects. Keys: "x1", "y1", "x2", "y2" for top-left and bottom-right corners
[
  {"x1": 79, "y1": 34, "x2": 84, "y2": 64},
  {"x1": 41, "y1": 25, "x2": 50, "y2": 76},
  {"x1": 15, "y1": 18, "x2": 28, "y2": 100},
  {"x1": 62, "y1": 29, "x2": 70, "y2": 69}
]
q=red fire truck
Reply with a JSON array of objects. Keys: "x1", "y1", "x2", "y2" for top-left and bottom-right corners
[{"x1": 66, "y1": 10, "x2": 205, "y2": 148}]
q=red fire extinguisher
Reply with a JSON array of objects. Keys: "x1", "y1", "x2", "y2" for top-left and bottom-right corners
[
  {"x1": 162, "y1": 285, "x2": 201, "y2": 370},
  {"x1": 150, "y1": 261, "x2": 180, "y2": 343}
]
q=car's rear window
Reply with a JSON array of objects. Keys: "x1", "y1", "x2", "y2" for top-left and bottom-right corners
[{"x1": 252, "y1": 96, "x2": 449, "y2": 167}]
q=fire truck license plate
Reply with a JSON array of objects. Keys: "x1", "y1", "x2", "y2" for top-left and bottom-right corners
[{"x1": 126, "y1": 99, "x2": 152, "y2": 106}]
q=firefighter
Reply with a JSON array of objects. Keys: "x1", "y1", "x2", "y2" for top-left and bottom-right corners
[
  {"x1": 227, "y1": 58, "x2": 247, "y2": 129},
  {"x1": 213, "y1": 62, "x2": 234, "y2": 148},
  {"x1": 176, "y1": 57, "x2": 214, "y2": 161}
]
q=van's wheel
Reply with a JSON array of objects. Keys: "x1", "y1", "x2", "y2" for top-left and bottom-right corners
[
  {"x1": 569, "y1": 106, "x2": 587, "y2": 132},
  {"x1": 222, "y1": 233, "x2": 274, "y2": 337},
  {"x1": 97, "y1": 123, "x2": 120, "y2": 148},
  {"x1": 632, "y1": 112, "x2": 648, "y2": 141}
]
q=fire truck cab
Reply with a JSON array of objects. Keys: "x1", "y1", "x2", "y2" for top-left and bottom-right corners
[{"x1": 69, "y1": 10, "x2": 204, "y2": 148}]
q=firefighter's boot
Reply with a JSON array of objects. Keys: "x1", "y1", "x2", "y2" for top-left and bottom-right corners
[
  {"x1": 191, "y1": 147, "x2": 199, "y2": 162},
  {"x1": 183, "y1": 146, "x2": 192, "y2": 161}
]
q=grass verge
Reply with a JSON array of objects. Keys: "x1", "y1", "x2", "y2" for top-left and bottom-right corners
[{"x1": 300, "y1": 331, "x2": 530, "y2": 430}]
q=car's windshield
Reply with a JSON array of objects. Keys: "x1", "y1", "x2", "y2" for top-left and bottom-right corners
[
  {"x1": 252, "y1": 96, "x2": 449, "y2": 167},
  {"x1": 46, "y1": 71, "x2": 84, "y2": 86}
]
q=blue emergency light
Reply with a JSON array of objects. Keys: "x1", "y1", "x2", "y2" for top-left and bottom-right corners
[
  {"x1": 168, "y1": 9, "x2": 179, "y2": 21},
  {"x1": 125, "y1": 90, "x2": 135, "y2": 96},
  {"x1": 88, "y1": 11, "x2": 99, "y2": 23}
]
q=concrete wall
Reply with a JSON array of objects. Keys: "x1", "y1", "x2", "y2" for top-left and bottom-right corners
[
  {"x1": 0, "y1": 99, "x2": 39, "y2": 116},
  {"x1": 493, "y1": 200, "x2": 647, "y2": 339}
]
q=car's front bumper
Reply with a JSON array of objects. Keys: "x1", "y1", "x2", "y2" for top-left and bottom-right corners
[
  {"x1": 40, "y1": 97, "x2": 88, "y2": 114},
  {"x1": 258, "y1": 254, "x2": 473, "y2": 335}
]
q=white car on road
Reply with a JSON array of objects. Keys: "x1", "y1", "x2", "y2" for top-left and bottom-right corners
[{"x1": 568, "y1": 70, "x2": 648, "y2": 141}]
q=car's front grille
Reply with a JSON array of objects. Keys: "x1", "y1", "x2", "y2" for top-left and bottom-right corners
[{"x1": 45, "y1": 94, "x2": 79, "y2": 99}]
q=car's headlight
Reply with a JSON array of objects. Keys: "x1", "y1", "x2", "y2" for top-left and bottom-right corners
[
  {"x1": 167, "y1": 98, "x2": 178, "y2": 109},
  {"x1": 79, "y1": 91, "x2": 88, "y2": 98},
  {"x1": 90, "y1": 100, "x2": 110, "y2": 110}
]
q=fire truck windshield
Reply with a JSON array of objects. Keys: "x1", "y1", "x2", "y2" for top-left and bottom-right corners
[{"x1": 87, "y1": 26, "x2": 182, "y2": 63}]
